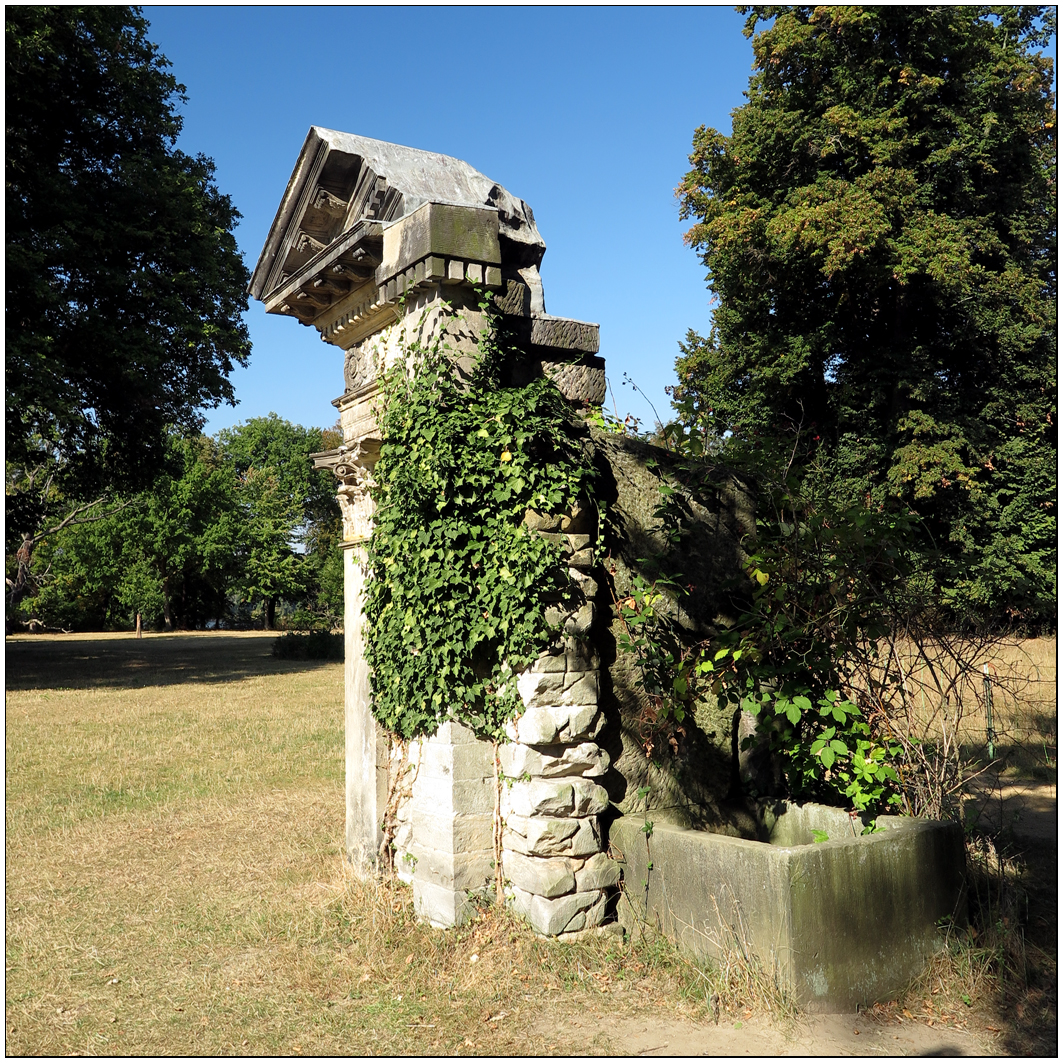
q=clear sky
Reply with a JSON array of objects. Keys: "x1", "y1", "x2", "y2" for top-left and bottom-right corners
[{"x1": 141, "y1": 5, "x2": 756, "y2": 436}]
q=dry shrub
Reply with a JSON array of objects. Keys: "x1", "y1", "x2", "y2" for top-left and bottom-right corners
[
  {"x1": 841, "y1": 633, "x2": 1056, "y2": 820},
  {"x1": 895, "y1": 831, "x2": 1057, "y2": 1056}
]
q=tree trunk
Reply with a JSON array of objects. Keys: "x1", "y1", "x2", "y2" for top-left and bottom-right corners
[
  {"x1": 162, "y1": 579, "x2": 174, "y2": 631},
  {"x1": 6, "y1": 534, "x2": 36, "y2": 609},
  {"x1": 265, "y1": 596, "x2": 277, "y2": 631},
  {"x1": 135, "y1": 612, "x2": 142, "y2": 638}
]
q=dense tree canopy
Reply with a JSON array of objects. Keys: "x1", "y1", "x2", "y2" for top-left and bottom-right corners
[
  {"x1": 673, "y1": 5, "x2": 1056, "y2": 625},
  {"x1": 27, "y1": 435, "x2": 242, "y2": 631},
  {"x1": 217, "y1": 416, "x2": 343, "y2": 630},
  {"x1": 19, "y1": 419, "x2": 344, "y2": 633},
  {"x1": 6, "y1": 6, "x2": 251, "y2": 573}
]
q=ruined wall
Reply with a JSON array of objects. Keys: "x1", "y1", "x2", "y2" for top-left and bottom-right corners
[{"x1": 585, "y1": 428, "x2": 760, "y2": 837}]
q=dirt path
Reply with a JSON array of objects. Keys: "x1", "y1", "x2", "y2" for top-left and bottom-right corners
[
  {"x1": 970, "y1": 778, "x2": 1057, "y2": 843},
  {"x1": 593, "y1": 1011, "x2": 995, "y2": 1056}
]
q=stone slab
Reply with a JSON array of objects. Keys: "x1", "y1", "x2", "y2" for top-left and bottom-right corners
[{"x1": 379, "y1": 202, "x2": 500, "y2": 284}]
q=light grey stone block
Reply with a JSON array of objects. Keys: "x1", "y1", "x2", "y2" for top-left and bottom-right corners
[
  {"x1": 410, "y1": 772, "x2": 495, "y2": 816},
  {"x1": 562, "y1": 890, "x2": 607, "y2": 934},
  {"x1": 411, "y1": 810, "x2": 494, "y2": 853},
  {"x1": 571, "y1": 779, "x2": 610, "y2": 816},
  {"x1": 502, "y1": 850, "x2": 577, "y2": 899},
  {"x1": 530, "y1": 650, "x2": 566, "y2": 673},
  {"x1": 517, "y1": 668, "x2": 566, "y2": 707},
  {"x1": 549, "y1": 702, "x2": 601, "y2": 742},
  {"x1": 575, "y1": 851, "x2": 621, "y2": 891},
  {"x1": 414, "y1": 879, "x2": 477, "y2": 928},
  {"x1": 508, "y1": 703, "x2": 602, "y2": 746},
  {"x1": 505, "y1": 815, "x2": 600, "y2": 857},
  {"x1": 502, "y1": 779, "x2": 574, "y2": 818},
  {"x1": 507, "y1": 884, "x2": 601, "y2": 937},
  {"x1": 432, "y1": 720, "x2": 484, "y2": 746},
  {"x1": 563, "y1": 603, "x2": 596, "y2": 636},
  {"x1": 504, "y1": 814, "x2": 576, "y2": 854},
  {"x1": 409, "y1": 844, "x2": 494, "y2": 891},
  {"x1": 413, "y1": 740, "x2": 495, "y2": 781},
  {"x1": 508, "y1": 704, "x2": 560, "y2": 745},
  {"x1": 498, "y1": 740, "x2": 610, "y2": 779},
  {"x1": 556, "y1": 672, "x2": 599, "y2": 706},
  {"x1": 569, "y1": 570, "x2": 599, "y2": 598},
  {"x1": 565, "y1": 636, "x2": 598, "y2": 670}
]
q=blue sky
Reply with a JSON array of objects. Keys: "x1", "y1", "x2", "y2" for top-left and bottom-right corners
[{"x1": 141, "y1": 5, "x2": 756, "y2": 435}]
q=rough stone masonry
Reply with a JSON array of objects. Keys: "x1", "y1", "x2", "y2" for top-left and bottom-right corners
[{"x1": 250, "y1": 128, "x2": 617, "y2": 933}]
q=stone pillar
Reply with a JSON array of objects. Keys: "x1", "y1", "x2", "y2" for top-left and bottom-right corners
[
  {"x1": 257, "y1": 131, "x2": 609, "y2": 931},
  {"x1": 499, "y1": 506, "x2": 621, "y2": 937},
  {"x1": 335, "y1": 445, "x2": 387, "y2": 874},
  {"x1": 406, "y1": 722, "x2": 496, "y2": 927}
]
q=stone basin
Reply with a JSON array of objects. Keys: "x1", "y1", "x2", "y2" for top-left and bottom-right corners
[{"x1": 612, "y1": 802, "x2": 966, "y2": 1012}]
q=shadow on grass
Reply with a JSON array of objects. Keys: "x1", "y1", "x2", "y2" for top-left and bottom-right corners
[{"x1": 5, "y1": 633, "x2": 341, "y2": 691}]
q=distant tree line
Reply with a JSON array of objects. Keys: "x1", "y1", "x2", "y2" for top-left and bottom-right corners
[{"x1": 9, "y1": 415, "x2": 344, "y2": 633}]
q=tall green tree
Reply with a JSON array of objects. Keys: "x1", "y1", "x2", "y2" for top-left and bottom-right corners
[
  {"x1": 674, "y1": 5, "x2": 1056, "y2": 625},
  {"x1": 217, "y1": 415, "x2": 343, "y2": 629},
  {"x1": 6, "y1": 6, "x2": 250, "y2": 605}
]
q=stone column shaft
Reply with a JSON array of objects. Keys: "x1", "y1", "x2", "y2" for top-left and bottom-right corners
[{"x1": 344, "y1": 544, "x2": 388, "y2": 872}]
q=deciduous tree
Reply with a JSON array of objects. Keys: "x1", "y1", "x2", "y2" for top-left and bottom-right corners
[
  {"x1": 6, "y1": 6, "x2": 250, "y2": 604},
  {"x1": 674, "y1": 5, "x2": 1056, "y2": 625},
  {"x1": 217, "y1": 415, "x2": 343, "y2": 629}
]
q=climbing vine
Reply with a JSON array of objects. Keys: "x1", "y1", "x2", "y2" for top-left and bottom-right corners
[{"x1": 364, "y1": 298, "x2": 595, "y2": 741}]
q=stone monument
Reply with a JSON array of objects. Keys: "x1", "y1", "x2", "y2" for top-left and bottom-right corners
[{"x1": 250, "y1": 128, "x2": 615, "y2": 933}]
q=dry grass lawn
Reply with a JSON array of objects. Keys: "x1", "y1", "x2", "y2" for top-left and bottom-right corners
[
  {"x1": 5, "y1": 633, "x2": 715, "y2": 1056},
  {"x1": 6, "y1": 631, "x2": 1053, "y2": 1056}
]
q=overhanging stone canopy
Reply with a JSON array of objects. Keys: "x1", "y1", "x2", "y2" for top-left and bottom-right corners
[{"x1": 249, "y1": 127, "x2": 604, "y2": 402}]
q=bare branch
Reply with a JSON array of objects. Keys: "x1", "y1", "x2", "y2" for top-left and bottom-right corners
[{"x1": 28, "y1": 496, "x2": 133, "y2": 547}]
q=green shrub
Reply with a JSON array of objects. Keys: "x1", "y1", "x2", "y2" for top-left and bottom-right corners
[{"x1": 271, "y1": 631, "x2": 343, "y2": 660}]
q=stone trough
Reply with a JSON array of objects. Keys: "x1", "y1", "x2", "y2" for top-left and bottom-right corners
[{"x1": 612, "y1": 803, "x2": 966, "y2": 1013}]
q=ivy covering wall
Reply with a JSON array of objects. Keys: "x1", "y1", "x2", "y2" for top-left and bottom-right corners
[{"x1": 364, "y1": 311, "x2": 595, "y2": 740}]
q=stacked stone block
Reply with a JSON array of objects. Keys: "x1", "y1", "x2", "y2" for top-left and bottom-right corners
[
  {"x1": 500, "y1": 504, "x2": 621, "y2": 937},
  {"x1": 405, "y1": 721, "x2": 496, "y2": 928}
]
